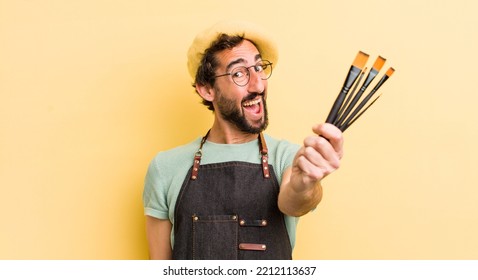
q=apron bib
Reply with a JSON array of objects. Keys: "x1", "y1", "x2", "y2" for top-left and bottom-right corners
[{"x1": 172, "y1": 132, "x2": 292, "y2": 260}]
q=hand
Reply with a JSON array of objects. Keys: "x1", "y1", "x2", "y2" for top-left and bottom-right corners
[
  {"x1": 278, "y1": 123, "x2": 344, "y2": 216},
  {"x1": 290, "y1": 123, "x2": 344, "y2": 191}
]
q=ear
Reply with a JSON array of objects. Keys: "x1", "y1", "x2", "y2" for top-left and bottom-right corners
[{"x1": 195, "y1": 83, "x2": 215, "y2": 102}]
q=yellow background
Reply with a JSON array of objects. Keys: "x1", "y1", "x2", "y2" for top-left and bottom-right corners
[{"x1": 1, "y1": 0, "x2": 477, "y2": 259}]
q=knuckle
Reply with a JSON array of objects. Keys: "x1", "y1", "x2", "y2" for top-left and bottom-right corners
[
  {"x1": 308, "y1": 168, "x2": 323, "y2": 180},
  {"x1": 330, "y1": 159, "x2": 340, "y2": 170},
  {"x1": 319, "y1": 167, "x2": 330, "y2": 178},
  {"x1": 304, "y1": 146, "x2": 316, "y2": 155},
  {"x1": 317, "y1": 136, "x2": 328, "y2": 146},
  {"x1": 329, "y1": 130, "x2": 342, "y2": 141},
  {"x1": 303, "y1": 136, "x2": 315, "y2": 146}
]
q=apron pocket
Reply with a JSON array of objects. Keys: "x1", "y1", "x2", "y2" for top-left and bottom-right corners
[{"x1": 192, "y1": 214, "x2": 238, "y2": 260}]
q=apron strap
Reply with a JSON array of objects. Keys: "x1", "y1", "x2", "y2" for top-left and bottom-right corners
[
  {"x1": 191, "y1": 130, "x2": 209, "y2": 180},
  {"x1": 259, "y1": 133, "x2": 270, "y2": 178},
  {"x1": 191, "y1": 131, "x2": 270, "y2": 180}
]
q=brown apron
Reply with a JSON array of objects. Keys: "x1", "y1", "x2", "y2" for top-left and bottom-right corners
[{"x1": 172, "y1": 132, "x2": 292, "y2": 260}]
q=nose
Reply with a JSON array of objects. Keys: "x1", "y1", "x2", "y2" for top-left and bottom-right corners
[{"x1": 246, "y1": 70, "x2": 266, "y2": 93}]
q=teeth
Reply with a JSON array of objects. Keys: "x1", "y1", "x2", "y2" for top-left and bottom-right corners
[{"x1": 243, "y1": 99, "x2": 261, "y2": 107}]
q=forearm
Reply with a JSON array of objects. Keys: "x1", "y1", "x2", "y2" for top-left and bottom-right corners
[
  {"x1": 278, "y1": 168, "x2": 323, "y2": 217},
  {"x1": 146, "y1": 216, "x2": 173, "y2": 260}
]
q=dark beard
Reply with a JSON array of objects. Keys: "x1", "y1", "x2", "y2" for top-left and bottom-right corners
[{"x1": 216, "y1": 92, "x2": 269, "y2": 134}]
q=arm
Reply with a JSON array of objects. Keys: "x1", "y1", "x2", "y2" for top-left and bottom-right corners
[
  {"x1": 145, "y1": 216, "x2": 173, "y2": 259},
  {"x1": 278, "y1": 123, "x2": 344, "y2": 217}
]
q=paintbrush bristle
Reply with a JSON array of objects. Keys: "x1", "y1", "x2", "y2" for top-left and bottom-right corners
[
  {"x1": 372, "y1": 56, "x2": 386, "y2": 71},
  {"x1": 352, "y1": 51, "x2": 369, "y2": 70},
  {"x1": 386, "y1": 67, "x2": 395, "y2": 77}
]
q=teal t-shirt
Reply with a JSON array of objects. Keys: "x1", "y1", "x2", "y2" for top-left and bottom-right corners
[{"x1": 143, "y1": 134, "x2": 301, "y2": 249}]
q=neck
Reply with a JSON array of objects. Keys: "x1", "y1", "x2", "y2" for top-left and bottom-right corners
[{"x1": 206, "y1": 121, "x2": 259, "y2": 144}]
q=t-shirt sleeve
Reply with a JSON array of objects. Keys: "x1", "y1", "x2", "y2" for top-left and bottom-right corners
[
  {"x1": 272, "y1": 139, "x2": 300, "y2": 186},
  {"x1": 142, "y1": 157, "x2": 170, "y2": 220},
  {"x1": 279, "y1": 141, "x2": 300, "y2": 172},
  {"x1": 283, "y1": 142, "x2": 299, "y2": 169}
]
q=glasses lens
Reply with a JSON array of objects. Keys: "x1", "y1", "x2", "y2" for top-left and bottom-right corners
[
  {"x1": 257, "y1": 61, "x2": 272, "y2": 80},
  {"x1": 230, "y1": 60, "x2": 273, "y2": 86},
  {"x1": 231, "y1": 66, "x2": 249, "y2": 86}
]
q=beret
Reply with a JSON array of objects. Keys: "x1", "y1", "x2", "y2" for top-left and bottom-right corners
[{"x1": 186, "y1": 20, "x2": 278, "y2": 80}]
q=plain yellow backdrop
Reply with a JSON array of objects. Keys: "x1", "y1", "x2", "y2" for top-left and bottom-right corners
[{"x1": 1, "y1": 0, "x2": 477, "y2": 259}]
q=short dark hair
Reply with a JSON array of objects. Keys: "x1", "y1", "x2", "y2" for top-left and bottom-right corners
[{"x1": 193, "y1": 34, "x2": 245, "y2": 111}]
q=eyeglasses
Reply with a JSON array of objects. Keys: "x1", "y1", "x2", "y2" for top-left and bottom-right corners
[{"x1": 214, "y1": 60, "x2": 273, "y2": 87}]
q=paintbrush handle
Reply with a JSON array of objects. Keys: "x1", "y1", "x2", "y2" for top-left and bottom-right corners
[
  {"x1": 325, "y1": 65, "x2": 362, "y2": 123},
  {"x1": 340, "y1": 95, "x2": 382, "y2": 131},
  {"x1": 326, "y1": 88, "x2": 349, "y2": 123},
  {"x1": 340, "y1": 72, "x2": 391, "y2": 129},
  {"x1": 335, "y1": 68, "x2": 379, "y2": 127},
  {"x1": 340, "y1": 88, "x2": 378, "y2": 129},
  {"x1": 335, "y1": 69, "x2": 366, "y2": 126}
]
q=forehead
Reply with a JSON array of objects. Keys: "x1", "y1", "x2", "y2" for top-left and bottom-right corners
[{"x1": 215, "y1": 40, "x2": 262, "y2": 69}]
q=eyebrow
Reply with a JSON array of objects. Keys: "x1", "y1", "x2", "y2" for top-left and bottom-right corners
[{"x1": 225, "y1": 54, "x2": 263, "y2": 72}]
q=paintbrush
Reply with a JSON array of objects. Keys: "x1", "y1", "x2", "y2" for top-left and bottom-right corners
[
  {"x1": 334, "y1": 56, "x2": 386, "y2": 127},
  {"x1": 325, "y1": 51, "x2": 369, "y2": 124},
  {"x1": 340, "y1": 94, "x2": 382, "y2": 131},
  {"x1": 339, "y1": 67, "x2": 395, "y2": 130},
  {"x1": 335, "y1": 67, "x2": 367, "y2": 125}
]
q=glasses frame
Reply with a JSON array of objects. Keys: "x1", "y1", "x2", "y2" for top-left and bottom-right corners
[{"x1": 214, "y1": 60, "x2": 273, "y2": 87}]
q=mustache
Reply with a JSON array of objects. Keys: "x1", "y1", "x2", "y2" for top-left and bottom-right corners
[{"x1": 242, "y1": 92, "x2": 264, "y2": 103}]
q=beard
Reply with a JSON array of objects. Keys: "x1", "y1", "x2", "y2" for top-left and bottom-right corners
[{"x1": 215, "y1": 90, "x2": 269, "y2": 134}]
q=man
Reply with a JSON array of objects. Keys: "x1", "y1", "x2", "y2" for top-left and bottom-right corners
[{"x1": 143, "y1": 20, "x2": 344, "y2": 260}]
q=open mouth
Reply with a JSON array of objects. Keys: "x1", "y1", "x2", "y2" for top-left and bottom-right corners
[{"x1": 242, "y1": 97, "x2": 262, "y2": 116}]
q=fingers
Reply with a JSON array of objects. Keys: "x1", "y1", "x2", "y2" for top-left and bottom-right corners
[
  {"x1": 293, "y1": 123, "x2": 344, "y2": 181},
  {"x1": 312, "y1": 123, "x2": 344, "y2": 159},
  {"x1": 303, "y1": 136, "x2": 341, "y2": 168},
  {"x1": 294, "y1": 146, "x2": 333, "y2": 180}
]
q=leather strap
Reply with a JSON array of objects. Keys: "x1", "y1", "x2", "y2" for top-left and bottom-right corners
[
  {"x1": 191, "y1": 154, "x2": 201, "y2": 180},
  {"x1": 190, "y1": 130, "x2": 209, "y2": 180},
  {"x1": 238, "y1": 243, "x2": 267, "y2": 251},
  {"x1": 259, "y1": 133, "x2": 270, "y2": 179}
]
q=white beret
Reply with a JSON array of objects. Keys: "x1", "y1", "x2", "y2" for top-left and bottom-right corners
[{"x1": 186, "y1": 20, "x2": 278, "y2": 80}]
